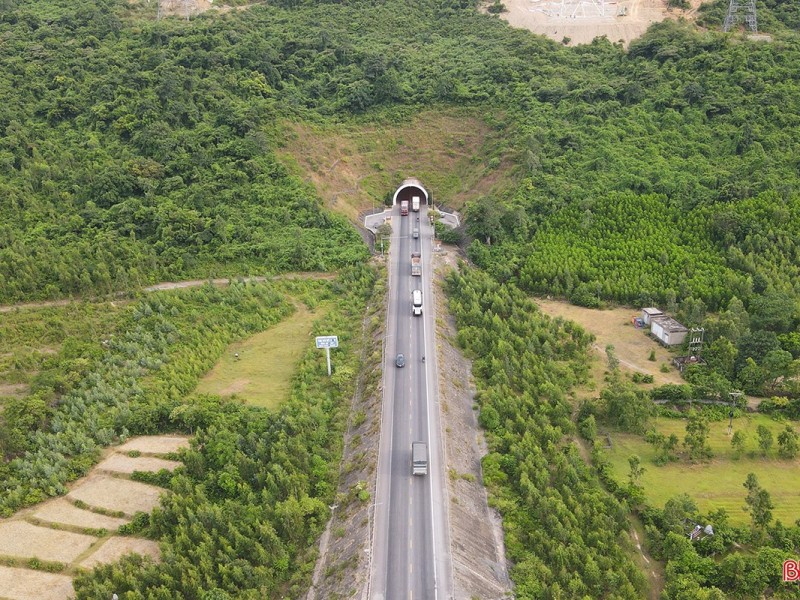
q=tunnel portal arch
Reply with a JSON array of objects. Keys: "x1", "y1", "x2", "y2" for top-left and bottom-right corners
[{"x1": 391, "y1": 178, "x2": 429, "y2": 206}]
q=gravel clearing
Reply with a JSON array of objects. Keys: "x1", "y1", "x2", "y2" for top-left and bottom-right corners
[
  {"x1": 95, "y1": 454, "x2": 182, "y2": 475},
  {"x1": 0, "y1": 521, "x2": 97, "y2": 563},
  {"x1": 0, "y1": 565, "x2": 75, "y2": 600},
  {"x1": 432, "y1": 250, "x2": 512, "y2": 599},
  {"x1": 497, "y1": 0, "x2": 697, "y2": 47},
  {"x1": 32, "y1": 498, "x2": 129, "y2": 531},
  {"x1": 67, "y1": 475, "x2": 164, "y2": 517}
]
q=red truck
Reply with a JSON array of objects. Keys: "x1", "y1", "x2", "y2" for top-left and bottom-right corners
[{"x1": 400, "y1": 200, "x2": 409, "y2": 216}]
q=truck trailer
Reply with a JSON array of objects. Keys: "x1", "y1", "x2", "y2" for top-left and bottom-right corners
[
  {"x1": 411, "y1": 252, "x2": 421, "y2": 276},
  {"x1": 400, "y1": 200, "x2": 409, "y2": 216},
  {"x1": 412, "y1": 196, "x2": 420, "y2": 212},
  {"x1": 412, "y1": 441, "x2": 428, "y2": 476}
]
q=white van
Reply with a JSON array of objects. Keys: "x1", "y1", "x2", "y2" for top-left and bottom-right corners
[{"x1": 412, "y1": 289, "x2": 422, "y2": 316}]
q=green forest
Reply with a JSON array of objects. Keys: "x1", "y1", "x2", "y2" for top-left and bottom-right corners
[{"x1": 2, "y1": 0, "x2": 800, "y2": 597}]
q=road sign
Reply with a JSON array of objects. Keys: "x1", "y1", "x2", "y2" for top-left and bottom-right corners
[{"x1": 315, "y1": 336, "x2": 339, "y2": 349}]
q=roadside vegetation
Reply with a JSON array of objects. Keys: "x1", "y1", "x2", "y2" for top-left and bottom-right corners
[
  {"x1": 445, "y1": 266, "x2": 647, "y2": 598},
  {"x1": 57, "y1": 265, "x2": 375, "y2": 598}
]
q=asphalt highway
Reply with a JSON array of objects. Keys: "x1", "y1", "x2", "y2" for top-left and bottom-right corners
[{"x1": 369, "y1": 204, "x2": 452, "y2": 600}]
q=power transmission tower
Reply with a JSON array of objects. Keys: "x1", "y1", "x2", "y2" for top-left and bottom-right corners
[
  {"x1": 157, "y1": 0, "x2": 197, "y2": 21},
  {"x1": 723, "y1": 0, "x2": 757, "y2": 33},
  {"x1": 688, "y1": 327, "x2": 704, "y2": 359}
]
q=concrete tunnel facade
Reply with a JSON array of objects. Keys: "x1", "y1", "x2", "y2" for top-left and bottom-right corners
[{"x1": 391, "y1": 178, "x2": 429, "y2": 207}]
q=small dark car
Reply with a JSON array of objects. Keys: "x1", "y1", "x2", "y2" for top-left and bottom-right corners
[{"x1": 395, "y1": 353, "x2": 405, "y2": 368}]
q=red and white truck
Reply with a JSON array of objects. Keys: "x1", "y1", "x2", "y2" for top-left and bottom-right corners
[{"x1": 400, "y1": 200, "x2": 409, "y2": 216}]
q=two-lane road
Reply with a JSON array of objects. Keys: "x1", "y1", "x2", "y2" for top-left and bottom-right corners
[{"x1": 370, "y1": 205, "x2": 452, "y2": 600}]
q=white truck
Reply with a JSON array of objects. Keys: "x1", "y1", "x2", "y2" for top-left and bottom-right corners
[
  {"x1": 412, "y1": 441, "x2": 428, "y2": 476},
  {"x1": 412, "y1": 196, "x2": 420, "y2": 212},
  {"x1": 412, "y1": 289, "x2": 422, "y2": 316},
  {"x1": 411, "y1": 252, "x2": 421, "y2": 277}
]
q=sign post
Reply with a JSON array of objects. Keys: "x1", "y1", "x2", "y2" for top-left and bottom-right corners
[{"x1": 315, "y1": 335, "x2": 339, "y2": 376}]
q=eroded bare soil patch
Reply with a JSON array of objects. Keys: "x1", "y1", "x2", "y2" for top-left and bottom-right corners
[
  {"x1": 0, "y1": 522, "x2": 97, "y2": 563},
  {"x1": 67, "y1": 475, "x2": 164, "y2": 518},
  {"x1": 32, "y1": 498, "x2": 129, "y2": 531},
  {"x1": 497, "y1": 0, "x2": 704, "y2": 46},
  {"x1": 117, "y1": 434, "x2": 190, "y2": 455},
  {"x1": 95, "y1": 454, "x2": 182, "y2": 475},
  {"x1": 278, "y1": 110, "x2": 515, "y2": 222}
]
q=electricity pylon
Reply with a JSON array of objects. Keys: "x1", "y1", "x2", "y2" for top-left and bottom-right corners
[
  {"x1": 723, "y1": 0, "x2": 757, "y2": 32},
  {"x1": 157, "y1": 0, "x2": 197, "y2": 21}
]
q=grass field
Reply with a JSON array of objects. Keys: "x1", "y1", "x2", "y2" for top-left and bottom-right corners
[
  {"x1": 196, "y1": 303, "x2": 327, "y2": 409},
  {"x1": 535, "y1": 298, "x2": 685, "y2": 389},
  {"x1": 605, "y1": 414, "x2": 800, "y2": 525},
  {"x1": 0, "y1": 301, "x2": 129, "y2": 397}
]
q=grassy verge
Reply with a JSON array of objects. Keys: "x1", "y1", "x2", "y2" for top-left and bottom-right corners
[
  {"x1": 604, "y1": 414, "x2": 800, "y2": 524},
  {"x1": 196, "y1": 302, "x2": 332, "y2": 409}
]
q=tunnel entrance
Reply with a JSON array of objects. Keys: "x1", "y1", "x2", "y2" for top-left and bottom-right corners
[{"x1": 391, "y1": 178, "x2": 429, "y2": 207}]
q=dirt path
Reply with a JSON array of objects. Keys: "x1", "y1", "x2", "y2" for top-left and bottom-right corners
[{"x1": 0, "y1": 273, "x2": 336, "y2": 313}]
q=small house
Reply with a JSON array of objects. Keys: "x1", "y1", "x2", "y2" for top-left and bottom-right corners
[
  {"x1": 651, "y1": 316, "x2": 688, "y2": 346},
  {"x1": 641, "y1": 307, "x2": 663, "y2": 325}
]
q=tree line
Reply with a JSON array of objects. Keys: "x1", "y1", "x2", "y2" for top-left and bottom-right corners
[{"x1": 446, "y1": 266, "x2": 647, "y2": 598}]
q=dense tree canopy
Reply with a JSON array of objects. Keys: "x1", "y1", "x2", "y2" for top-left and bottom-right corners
[{"x1": 3, "y1": 0, "x2": 800, "y2": 597}]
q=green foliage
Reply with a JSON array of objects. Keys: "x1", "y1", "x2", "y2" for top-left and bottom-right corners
[
  {"x1": 603, "y1": 371, "x2": 654, "y2": 434},
  {"x1": 578, "y1": 414, "x2": 597, "y2": 442},
  {"x1": 756, "y1": 424, "x2": 774, "y2": 457},
  {"x1": 0, "y1": 0, "x2": 375, "y2": 303},
  {"x1": 730, "y1": 430, "x2": 746, "y2": 458},
  {"x1": 684, "y1": 409, "x2": 713, "y2": 460},
  {"x1": 777, "y1": 425, "x2": 799, "y2": 459},
  {"x1": 744, "y1": 473, "x2": 774, "y2": 530},
  {"x1": 73, "y1": 265, "x2": 377, "y2": 597},
  {"x1": 645, "y1": 429, "x2": 680, "y2": 465},
  {"x1": 446, "y1": 266, "x2": 645, "y2": 598}
]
